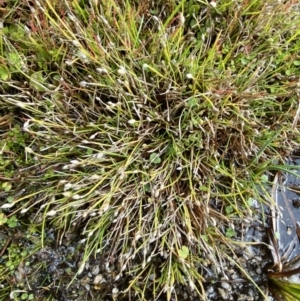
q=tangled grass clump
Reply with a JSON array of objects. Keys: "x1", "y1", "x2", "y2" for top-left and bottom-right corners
[{"x1": 1, "y1": 0, "x2": 300, "y2": 299}]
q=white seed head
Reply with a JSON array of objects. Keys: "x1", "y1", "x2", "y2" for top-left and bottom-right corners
[
  {"x1": 64, "y1": 183, "x2": 73, "y2": 191},
  {"x1": 62, "y1": 164, "x2": 70, "y2": 170},
  {"x1": 210, "y1": 1, "x2": 217, "y2": 8},
  {"x1": 78, "y1": 51, "x2": 87, "y2": 59},
  {"x1": 94, "y1": 152, "x2": 105, "y2": 159},
  {"x1": 90, "y1": 174, "x2": 101, "y2": 180},
  {"x1": 112, "y1": 287, "x2": 119, "y2": 295},
  {"x1": 24, "y1": 25, "x2": 30, "y2": 34},
  {"x1": 25, "y1": 146, "x2": 34, "y2": 153},
  {"x1": 79, "y1": 81, "x2": 88, "y2": 87},
  {"x1": 152, "y1": 16, "x2": 160, "y2": 22},
  {"x1": 189, "y1": 279, "x2": 195, "y2": 291},
  {"x1": 70, "y1": 160, "x2": 80, "y2": 164},
  {"x1": 65, "y1": 60, "x2": 73, "y2": 66},
  {"x1": 142, "y1": 63, "x2": 149, "y2": 70},
  {"x1": 1, "y1": 203, "x2": 15, "y2": 209},
  {"x1": 23, "y1": 120, "x2": 31, "y2": 131},
  {"x1": 46, "y1": 210, "x2": 57, "y2": 216},
  {"x1": 178, "y1": 12, "x2": 185, "y2": 25},
  {"x1": 128, "y1": 119, "x2": 136, "y2": 125},
  {"x1": 67, "y1": 13, "x2": 77, "y2": 22},
  {"x1": 96, "y1": 67, "x2": 108, "y2": 74},
  {"x1": 72, "y1": 40, "x2": 81, "y2": 47},
  {"x1": 117, "y1": 66, "x2": 127, "y2": 76},
  {"x1": 89, "y1": 133, "x2": 98, "y2": 139},
  {"x1": 63, "y1": 191, "x2": 72, "y2": 198},
  {"x1": 100, "y1": 15, "x2": 109, "y2": 26}
]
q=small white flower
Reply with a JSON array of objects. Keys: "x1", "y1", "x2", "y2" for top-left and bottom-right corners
[
  {"x1": 186, "y1": 73, "x2": 194, "y2": 79},
  {"x1": 20, "y1": 208, "x2": 29, "y2": 214},
  {"x1": 117, "y1": 66, "x2": 127, "y2": 76},
  {"x1": 72, "y1": 194, "x2": 82, "y2": 200},
  {"x1": 112, "y1": 287, "x2": 119, "y2": 295},
  {"x1": 142, "y1": 63, "x2": 149, "y2": 70},
  {"x1": 128, "y1": 119, "x2": 136, "y2": 125}
]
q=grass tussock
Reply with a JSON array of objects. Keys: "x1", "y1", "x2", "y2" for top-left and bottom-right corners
[{"x1": 1, "y1": 0, "x2": 300, "y2": 300}]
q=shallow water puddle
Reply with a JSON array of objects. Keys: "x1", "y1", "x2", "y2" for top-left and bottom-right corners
[{"x1": 275, "y1": 157, "x2": 300, "y2": 260}]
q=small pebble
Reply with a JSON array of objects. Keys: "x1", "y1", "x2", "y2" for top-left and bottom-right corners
[
  {"x1": 94, "y1": 274, "x2": 105, "y2": 284},
  {"x1": 221, "y1": 282, "x2": 231, "y2": 290}
]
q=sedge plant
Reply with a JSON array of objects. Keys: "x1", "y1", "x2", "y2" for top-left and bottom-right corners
[{"x1": 1, "y1": 0, "x2": 300, "y2": 300}]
